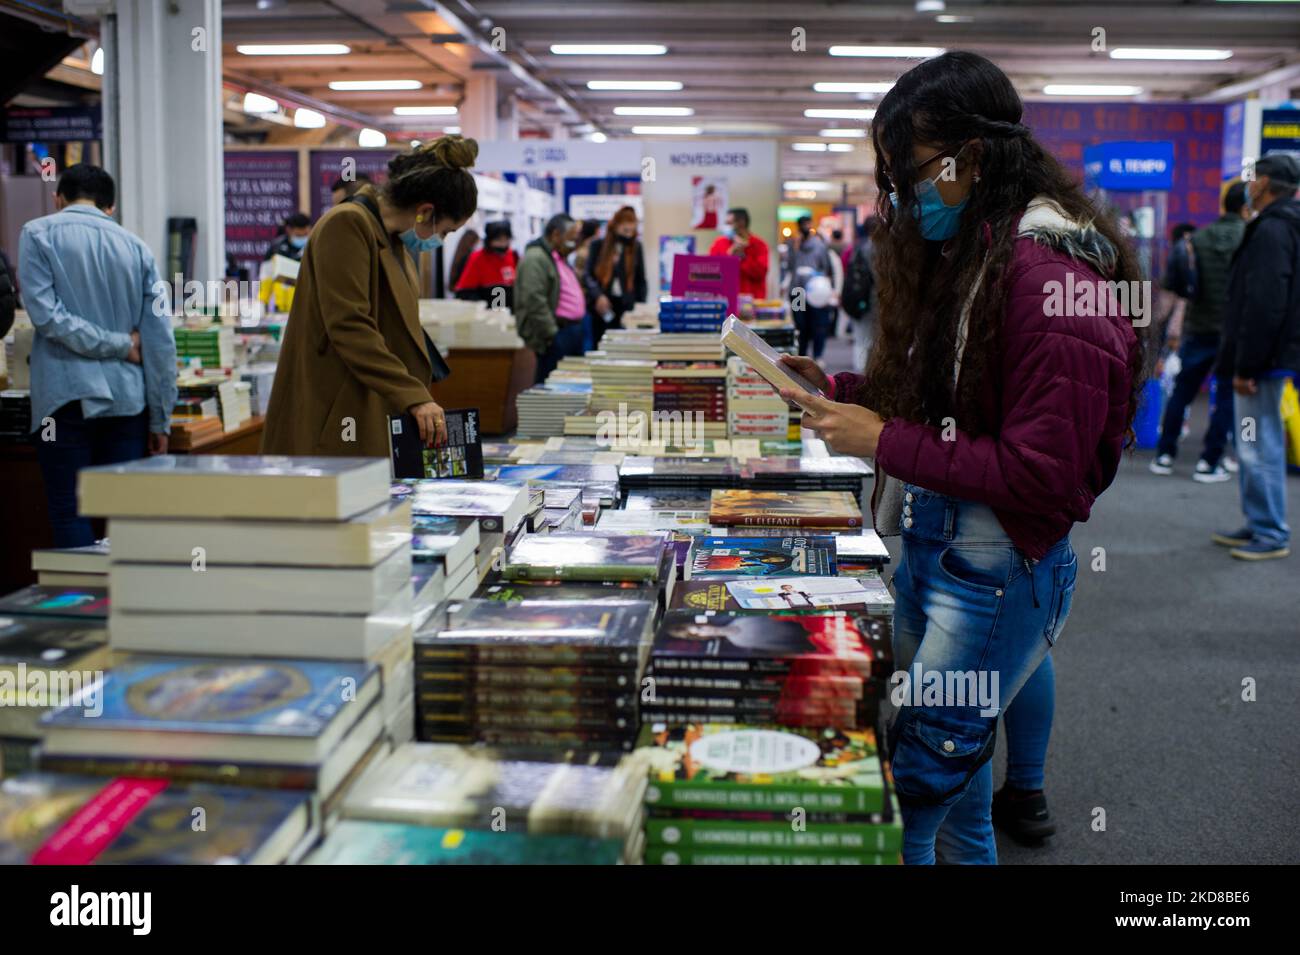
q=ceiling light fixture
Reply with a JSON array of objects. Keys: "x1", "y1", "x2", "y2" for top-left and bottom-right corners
[
  {"x1": 805, "y1": 108, "x2": 876, "y2": 119},
  {"x1": 392, "y1": 105, "x2": 459, "y2": 115},
  {"x1": 1109, "y1": 48, "x2": 1232, "y2": 60},
  {"x1": 784, "y1": 180, "x2": 833, "y2": 191},
  {"x1": 820, "y1": 128, "x2": 867, "y2": 138},
  {"x1": 90, "y1": 47, "x2": 104, "y2": 75},
  {"x1": 813, "y1": 82, "x2": 894, "y2": 94},
  {"x1": 293, "y1": 107, "x2": 326, "y2": 128},
  {"x1": 587, "y1": 80, "x2": 683, "y2": 91},
  {"x1": 236, "y1": 44, "x2": 350, "y2": 55},
  {"x1": 613, "y1": 106, "x2": 694, "y2": 116},
  {"x1": 630, "y1": 125, "x2": 701, "y2": 135},
  {"x1": 827, "y1": 143, "x2": 855, "y2": 152},
  {"x1": 1043, "y1": 83, "x2": 1143, "y2": 96},
  {"x1": 792, "y1": 142, "x2": 829, "y2": 151},
  {"x1": 829, "y1": 45, "x2": 945, "y2": 57},
  {"x1": 551, "y1": 44, "x2": 667, "y2": 55},
  {"x1": 592, "y1": 132, "x2": 608, "y2": 143},
  {"x1": 241, "y1": 92, "x2": 278, "y2": 114},
  {"x1": 329, "y1": 80, "x2": 422, "y2": 91}
]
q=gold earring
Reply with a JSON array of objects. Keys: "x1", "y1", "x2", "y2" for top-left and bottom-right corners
[{"x1": 416, "y1": 215, "x2": 425, "y2": 223}]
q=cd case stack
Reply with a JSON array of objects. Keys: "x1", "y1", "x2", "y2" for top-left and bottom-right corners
[
  {"x1": 638, "y1": 723, "x2": 901, "y2": 865},
  {"x1": 412, "y1": 598, "x2": 655, "y2": 752}
]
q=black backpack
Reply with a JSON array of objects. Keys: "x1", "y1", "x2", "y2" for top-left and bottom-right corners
[{"x1": 841, "y1": 241, "x2": 874, "y2": 320}]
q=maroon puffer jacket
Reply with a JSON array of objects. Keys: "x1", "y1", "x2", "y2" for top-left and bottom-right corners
[{"x1": 830, "y1": 202, "x2": 1141, "y2": 560}]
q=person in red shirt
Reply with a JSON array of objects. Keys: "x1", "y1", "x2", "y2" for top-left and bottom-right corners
[
  {"x1": 454, "y1": 220, "x2": 517, "y2": 308},
  {"x1": 708, "y1": 207, "x2": 769, "y2": 299}
]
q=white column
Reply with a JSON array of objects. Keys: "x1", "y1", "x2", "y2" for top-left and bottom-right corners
[
  {"x1": 461, "y1": 73, "x2": 499, "y2": 142},
  {"x1": 102, "y1": 0, "x2": 224, "y2": 284}
]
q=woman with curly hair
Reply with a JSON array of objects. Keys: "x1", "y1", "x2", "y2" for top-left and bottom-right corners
[{"x1": 780, "y1": 52, "x2": 1144, "y2": 864}]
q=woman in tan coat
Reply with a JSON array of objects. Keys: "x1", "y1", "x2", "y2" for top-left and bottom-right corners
[{"x1": 262, "y1": 135, "x2": 478, "y2": 457}]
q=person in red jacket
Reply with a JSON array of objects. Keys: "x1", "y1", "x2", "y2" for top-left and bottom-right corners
[
  {"x1": 454, "y1": 220, "x2": 518, "y2": 308},
  {"x1": 780, "y1": 52, "x2": 1143, "y2": 865},
  {"x1": 709, "y1": 207, "x2": 769, "y2": 299}
]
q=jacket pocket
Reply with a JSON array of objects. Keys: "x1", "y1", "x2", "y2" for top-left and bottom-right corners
[{"x1": 1043, "y1": 549, "x2": 1078, "y2": 644}]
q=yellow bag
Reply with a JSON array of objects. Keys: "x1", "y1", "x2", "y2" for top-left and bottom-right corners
[{"x1": 1282, "y1": 378, "x2": 1300, "y2": 468}]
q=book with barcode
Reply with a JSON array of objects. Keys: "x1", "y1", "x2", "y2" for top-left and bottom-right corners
[{"x1": 389, "y1": 408, "x2": 484, "y2": 480}]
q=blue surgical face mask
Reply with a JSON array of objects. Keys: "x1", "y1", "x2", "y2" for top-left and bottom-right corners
[
  {"x1": 288, "y1": 235, "x2": 308, "y2": 250},
  {"x1": 402, "y1": 229, "x2": 443, "y2": 254},
  {"x1": 719, "y1": 223, "x2": 735, "y2": 239},
  {"x1": 889, "y1": 149, "x2": 971, "y2": 241}
]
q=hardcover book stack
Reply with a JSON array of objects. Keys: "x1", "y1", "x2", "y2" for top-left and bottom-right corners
[
  {"x1": 175, "y1": 371, "x2": 252, "y2": 432},
  {"x1": 726, "y1": 356, "x2": 791, "y2": 440},
  {"x1": 588, "y1": 358, "x2": 655, "y2": 423},
  {"x1": 411, "y1": 513, "x2": 482, "y2": 622},
  {"x1": 709, "y1": 489, "x2": 864, "y2": 529},
  {"x1": 495, "y1": 463, "x2": 622, "y2": 515},
  {"x1": 638, "y1": 723, "x2": 900, "y2": 865},
  {"x1": 76, "y1": 455, "x2": 413, "y2": 766},
  {"x1": 653, "y1": 363, "x2": 729, "y2": 440},
  {"x1": 600, "y1": 329, "x2": 726, "y2": 364},
  {"x1": 642, "y1": 610, "x2": 888, "y2": 729},
  {"x1": 412, "y1": 598, "x2": 655, "y2": 752},
  {"x1": 173, "y1": 325, "x2": 236, "y2": 368},
  {"x1": 309, "y1": 743, "x2": 646, "y2": 864},
  {"x1": 619, "y1": 456, "x2": 744, "y2": 494},
  {"x1": 744, "y1": 456, "x2": 872, "y2": 494}
]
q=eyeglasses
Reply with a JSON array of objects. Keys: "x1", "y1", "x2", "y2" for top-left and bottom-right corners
[{"x1": 879, "y1": 144, "x2": 965, "y2": 193}]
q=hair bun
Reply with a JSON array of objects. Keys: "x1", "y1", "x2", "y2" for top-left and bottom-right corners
[{"x1": 427, "y1": 134, "x2": 478, "y2": 169}]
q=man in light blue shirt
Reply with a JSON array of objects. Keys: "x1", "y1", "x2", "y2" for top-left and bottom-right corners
[{"x1": 19, "y1": 164, "x2": 177, "y2": 547}]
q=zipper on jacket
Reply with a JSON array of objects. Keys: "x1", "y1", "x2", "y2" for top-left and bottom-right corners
[{"x1": 1024, "y1": 557, "x2": 1040, "y2": 608}]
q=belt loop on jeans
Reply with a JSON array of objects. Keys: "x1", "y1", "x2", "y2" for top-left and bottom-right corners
[{"x1": 943, "y1": 500, "x2": 956, "y2": 541}]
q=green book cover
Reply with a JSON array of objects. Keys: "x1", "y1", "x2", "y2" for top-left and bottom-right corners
[
  {"x1": 645, "y1": 845, "x2": 898, "y2": 865},
  {"x1": 639, "y1": 724, "x2": 884, "y2": 814},
  {"x1": 308, "y1": 820, "x2": 622, "y2": 864},
  {"x1": 645, "y1": 815, "x2": 902, "y2": 853}
]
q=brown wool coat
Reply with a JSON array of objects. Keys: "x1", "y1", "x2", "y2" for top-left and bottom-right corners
[{"x1": 261, "y1": 191, "x2": 433, "y2": 458}]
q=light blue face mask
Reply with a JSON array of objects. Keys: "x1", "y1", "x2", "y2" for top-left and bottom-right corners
[
  {"x1": 401, "y1": 229, "x2": 443, "y2": 255},
  {"x1": 719, "y1": 223, "x2": 735, "y2": 239},
  {"x1": 889, "y1": 148, "x2": 972, "y2": 241},
  {"x1": 288, "y1": 235, "x2": 308, "y2": 250}
]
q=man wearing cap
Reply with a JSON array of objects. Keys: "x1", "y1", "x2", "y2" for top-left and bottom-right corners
[{"x1": 1212, "y1": 153, "x2": 1300, "y2": 561}]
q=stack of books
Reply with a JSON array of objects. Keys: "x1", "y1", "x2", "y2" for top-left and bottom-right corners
[
  {"x1": 654, "y1": 363, "x2": 728, "y2": 440},
  {"x1": 744, "y1": 456, "x2": 872, "y2": 494},
  {"x1": 515, "y1": 382, "x2": 591, "y2": 438},
  {"x1": 173, "y1": 325, "x2": 236, "y2": 368},
  {"x1": 588, "y1": 358, "x2": 655, "y2": 424},
  {"x1": 239, "y1": 362, "x2": 278, "y2": 417},
  {"x1": 411, "y1": 513, "x2": 482, "y2": 624},
  {"x1": 641, "y1": 609, "x2": 886, "y2": 728},
  {"x1": 709, "y1": 489, "x2": 863, "y2": 529},
  {"x1": 392, "y1": 478, "x2": 532, "y2": 583},
  {"x1": 168, "y1": 414, "x2": 223, "y2": 450},
  {"x1": 0, "y1": 774, "x2": 312, "y2": 864},
  {"x1": 309, "y1": 743, "x2": 646, "y2": 864},
  {"x1": 495, "y1": 463, "x2": 621, "y2": 514},
  {"x1": 638, "y1": 723, "x2": 901, "y2": 865},
  {"x1": 727, "y1": 356, "x2": 791, "y2": 440},
  {"x1": 619, "y1": 456, "x2": 744, "y2": 494},
  {"x1": 75, "y1": 456, "x2": 413, "y2": 771},
  {"x1": 175, "y1": 372, "x2": 252, "y2": 432},
  {"x1": 657, "y1": 297, "x2": 728, "y2": 333},
  {"x1": 30, "y1": 541, "x2": 110, "y2": 587},
  {"x1": 601, "y1": 329, "x2": 725, "y2": 363},
  {"x1": 412, "y1": 598, "x2": 654, "y2": 751}
]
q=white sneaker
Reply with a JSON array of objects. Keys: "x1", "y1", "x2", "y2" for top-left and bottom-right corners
[
  {"x1": 1149, "y1": 454, "x2": 1174, "y2": 475},
  {"x1": 1193, "y1": 460, "x2": 1231, "y2": 483},
  {"x1": 1223, "y1": 457, "x2": 1239, "y2": 474}
]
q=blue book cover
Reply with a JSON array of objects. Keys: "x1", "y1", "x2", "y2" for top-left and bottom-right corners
[
  {"x1": 497, "y1": 464, "x2": 621, "y2": 485},
  {"x1": 41, "y1": 656, "x2": 375, "y2": 738},
  {"x1": 689, "y1": 536, "x2": 838, "y2": 579}
]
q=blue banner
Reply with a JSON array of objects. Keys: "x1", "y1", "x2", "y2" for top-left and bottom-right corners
[{"x1": 1083, "y1": 141, "x2": 1175, "y2": 192}]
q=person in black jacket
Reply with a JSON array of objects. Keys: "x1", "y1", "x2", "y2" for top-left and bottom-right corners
[
  {"x1": 1212, "y1": 153, "x2": 1300, "y2": 561},
  {"x1": 0, "y1": 247, "x2": 16, "y2": 339},
  {"x1": 583, "y1": 205, "x2": 647, "y2": 348}
]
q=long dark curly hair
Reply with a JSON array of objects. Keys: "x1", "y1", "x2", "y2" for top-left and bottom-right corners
[{"x1": 859, "y1": 51, "x2": 1146, "y2": 442}]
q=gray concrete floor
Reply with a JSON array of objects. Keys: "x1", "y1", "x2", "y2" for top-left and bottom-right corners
[{"x1": 821, "y1": 329, "x2": 1300, "y2": 864}]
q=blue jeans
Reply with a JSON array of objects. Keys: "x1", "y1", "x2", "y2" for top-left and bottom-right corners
[
  {"x1": 1156, "y1": 333, "x2": 1234, "y2": 466},
  {"x1": 794, "y1": 305, "x2": 835, "y2": 359},
  {"x1": 890, "y1": 484, "x2": 1077, "y2": 864},
  {"x1": 534, "y1": 318, "x2": 585, "y2": 384},
  {"x1": 1234, "y1": 375, "x2": 1291, "y2": 548},
  {"x1": 35, "y1": 402, "x2": 149, "y2": 548},
  {"x1": 1003, "y1": 654, "x2": 1054, "y2": 792}
]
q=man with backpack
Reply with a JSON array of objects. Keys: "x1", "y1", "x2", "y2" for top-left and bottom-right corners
[
  {"x1": 840, "y1": 217, "x2": 878, "y2": 372},
  {"x1": 1150, "y1": 185, "x2": 1248, "y2": 481}
]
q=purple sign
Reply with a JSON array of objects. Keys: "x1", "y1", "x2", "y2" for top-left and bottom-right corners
[
  {"x1": 224, "y1": 150, "x2": 300, "y2": 277},
  {"x1": 308, "y1": 149, "x2": 396, "y2": 220},
  {"x1": 1024, "y1": 102, "x2": 1225, "y2": 226}
]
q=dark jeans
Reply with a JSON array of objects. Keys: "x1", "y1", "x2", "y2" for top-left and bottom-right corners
[
  {"x1": 1156, "y1": 332, "x2": 1233, "y2": 465},
  {"x1": 795, "y1": 304, "x2": 835, "y2": 359},
  {"x1": 534, "y1": 318, "x2": 586, "y2": 384},
  {"x1": 35, "y1": 402, "x2": 149, "y2": 548}
]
